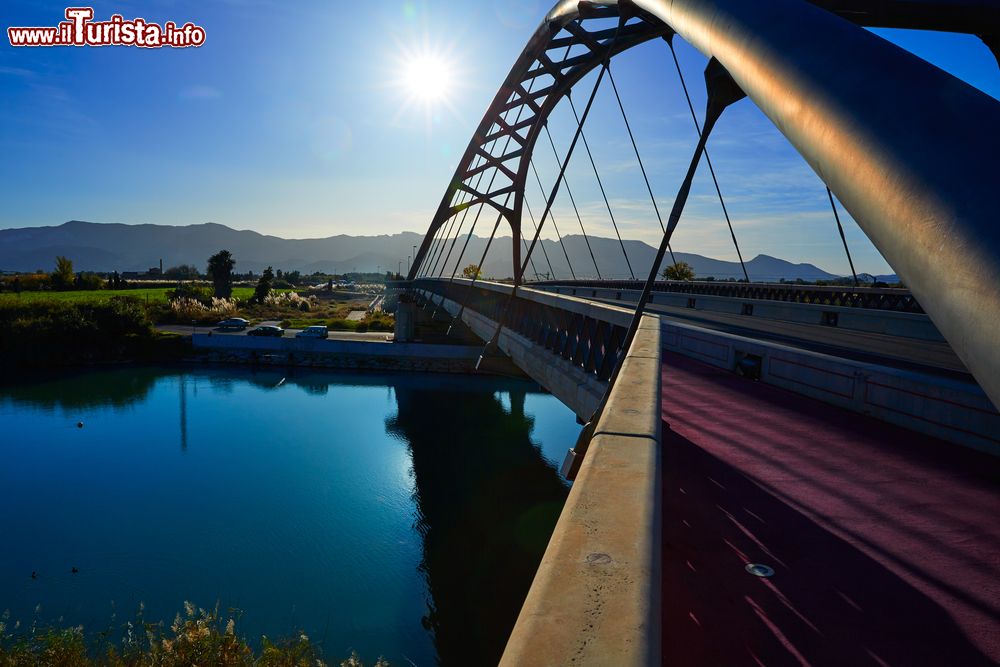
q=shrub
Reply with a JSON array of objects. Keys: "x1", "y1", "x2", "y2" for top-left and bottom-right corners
[
  {"x1": 167, "y1": 297, "x2": 238, "y2": 323},
  {"x1": 0, "y1": 603, "x2": 390, "y2": 666},
  {"x1": 167, "y1": 284, "x2": 213, "y2": 303},
  {"x1": 0, "y1": 297, "x2": 154, "y2": 369}
]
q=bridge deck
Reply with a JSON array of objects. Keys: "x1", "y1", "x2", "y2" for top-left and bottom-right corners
[{"x1": 660, "y1": 351, "x2": 1000, "y2": 665}]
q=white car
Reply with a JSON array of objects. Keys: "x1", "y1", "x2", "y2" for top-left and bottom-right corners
[{"x1": 296, "y1": 325, "x2": 329, "y2": 339}]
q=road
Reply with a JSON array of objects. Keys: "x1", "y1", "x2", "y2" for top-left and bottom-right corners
[
  {"x1": 592, "y1": 296, "x2": 969, "y2": 380},
  {"x1": 156, "y1": 322, "x2": 393, "y2": 343}
]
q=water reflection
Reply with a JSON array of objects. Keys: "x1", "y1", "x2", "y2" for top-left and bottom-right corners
[
  {"x1": 388, "y1": 381, "x2": 570, "y2": 665},
  {"x1": 0, "y1": 366, "x2": 576, "y2": 665},
  {"x1": 0, "y1": 367, "x2": 160, "y2": 412}
]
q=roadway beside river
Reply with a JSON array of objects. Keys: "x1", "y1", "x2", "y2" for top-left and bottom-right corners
[
  {"x1": 156, "y1": 322, "x2": 393, "y2": 343},
  {"x1": 594, "y1": 296, "x2": 968, "y2": 379}
]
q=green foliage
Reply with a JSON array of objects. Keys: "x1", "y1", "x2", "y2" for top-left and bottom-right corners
[
  {"x1": 166, "y1": 284, "x2": 213, "y2": 304},
  {"x1": 76, "y1": 273, "x2": 105, "y2": 291},
  {"x1": 661, "y1": 261, "x2": 696, "y2": 281},
  {"x1": 51, "y1": 256, "x2": 75, "y2": 291},
  {"x1": 207, "y1": 250, "x2": 235, "y2": 299},
  {"x1": 0, "y1": 603, "x2": 389, "y2": 667},
  {"x1": 0, "y1": 297, "x2": 154, "y2": 369},
  {"x1": 253, "y1": 266, "x2": 275, "y2": 304},
  {"x1": 461, "y1": 264, "x2": 482, "y2": 280},
  {"x1": 163, "y1": 264, "x2": 200, "y2": 280},
  {"x1": 0, "y1": 273, "x2": 49, "y2": 293}
]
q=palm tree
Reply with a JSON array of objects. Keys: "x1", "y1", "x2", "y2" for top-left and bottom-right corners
[{"x1": 207, "y1": 250, "x2": 235, "y2": 298}]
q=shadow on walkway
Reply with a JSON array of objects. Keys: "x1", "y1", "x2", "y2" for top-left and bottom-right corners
[{"x1": 660, "y1": 352, "x2": 1000, "y2": 666}]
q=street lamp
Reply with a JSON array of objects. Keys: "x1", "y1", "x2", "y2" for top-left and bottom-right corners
[
  {"x1": 407, "y1": 255, "x2": 411, "y2": 272},
  {"x1": 398, "y1": 260, "x2": 402, "y2": 276}
]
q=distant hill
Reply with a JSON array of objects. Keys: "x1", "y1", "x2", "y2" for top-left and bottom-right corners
[{"x1": 0, "y1": 221, "x2": 845, "y2": 282}]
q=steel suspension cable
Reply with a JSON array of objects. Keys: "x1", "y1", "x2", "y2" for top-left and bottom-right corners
[
  {"x1": 603, "y1": 64, "x2": 677, "y2": 267},
  {"x1": 827, "y1": 186, "x2": 859, "y2": 286},
  {"x1": 474, "y1": 21, "x2": 626, "y2": 365},
  {"x1": 435, "y1": 150, "x2": 495, "y2": 278},
  {"x1": 541, "y1": 124, "x2": 602, "y2": 279},
  {"x1": 444, "y1": 77, "x2": 541, "y2": 283},
  {"x1": 427, "y1": 181, "x2": 475, "y2": 277},
  {"x1": 520, "y1": 64, "x2": 612, "y2": 279},
  {"x1": 523, "y1": 236, "x2": 542, "y2": 280},
  {"x1": 667, "y1": 39, "x2": 750, "y2": 283},
  {"x1": 528, "y1": 158, "x2": 576, "y2": 280},
  {"x1": 566, "y1": 92, "x2": 636, "y2": 279},
  {"x1": 420, "y1": 227, "x2": 445, "y2": 278},
  {"x1": 441, "y1": 77, "x2": 544, "y2": 327},
  {"x1": 523, "y1": 196, "x2": 557, "y2": 279},
  {"x1": 518, "y1": 21, "x2": 624, "y2": 280},
  {"x1": 565, "y1": 72, "x2": 742, "y2": 479}
]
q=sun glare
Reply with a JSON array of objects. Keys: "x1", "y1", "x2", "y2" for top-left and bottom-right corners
[
  {"x1": 404, "y1": 55, "x2": 452, "y2": 102},
  {"x1": 386, "y1": 39, "x2": 467, "y2": 132}
]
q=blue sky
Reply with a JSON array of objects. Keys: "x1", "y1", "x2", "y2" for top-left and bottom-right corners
[{"x1": 1, "y1": 0, "x2": 997, "y2": 275}]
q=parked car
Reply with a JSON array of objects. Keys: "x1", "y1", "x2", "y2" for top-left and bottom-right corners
[
  {"x1": 248, "y1": 325, "x2": 284, "y2": 337},
  {"x1": 217, "y1": 317, "x2": 250, "y2": 330},
  {"x1": 296, "y1": 325, "x2": 329, "y2": 339}
]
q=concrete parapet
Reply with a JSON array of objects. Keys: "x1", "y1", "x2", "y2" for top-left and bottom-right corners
[
  {"x1": 500, "y1": 321, "x2": 662, "y2": 666},
  {"x1": 416, "y1": 281, "x2": 665, "y2": 664}
]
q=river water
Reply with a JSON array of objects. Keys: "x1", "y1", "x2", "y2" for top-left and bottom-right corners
[{"x1": 0, "y1": 366, "x2": 579, "y2": 665}]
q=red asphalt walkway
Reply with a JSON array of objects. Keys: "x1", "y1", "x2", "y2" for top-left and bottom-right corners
[{"x1": 661, "y1": 351, "x2": 1000, "y2": 666}]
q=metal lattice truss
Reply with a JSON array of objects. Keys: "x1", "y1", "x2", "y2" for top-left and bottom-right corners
[{"x1": 411, "y1": 1, "x2": 671, "y2": 283}]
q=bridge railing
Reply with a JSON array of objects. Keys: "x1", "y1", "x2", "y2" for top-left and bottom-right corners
[
  {"x1": 530, "y1": 278, "x2": 924, "y2": 313},
  {"x1": 413, "y1": 277, "x2": 633, "y2": 383}
]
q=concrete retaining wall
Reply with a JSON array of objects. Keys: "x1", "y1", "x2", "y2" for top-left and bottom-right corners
[{"x1": 191, "y1": 333, "x2": 498, "y2": 374}]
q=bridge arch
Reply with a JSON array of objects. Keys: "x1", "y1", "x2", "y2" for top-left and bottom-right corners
[{"x1": 410, "y1": 0, "x2": 1000, "y2": 409}]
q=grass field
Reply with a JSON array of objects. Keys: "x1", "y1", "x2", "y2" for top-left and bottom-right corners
[{"x1": 0, "y1": 287, "x2": 259, "y2": 304}]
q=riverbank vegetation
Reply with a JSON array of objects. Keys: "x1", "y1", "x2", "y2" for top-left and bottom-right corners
[
  {"x1": 0, "y1": 603, "x2": 388, "y2": 666},
  {"x1": 0, "y1": 251, "x2": 394, "y2": 369},
  {"x1": 0, "y1": 297, "x2": 185, "y2": 371}
]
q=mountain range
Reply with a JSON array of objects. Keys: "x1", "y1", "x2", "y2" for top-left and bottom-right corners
[{"x1": 0, "y1": 220, "x2": 871, "y2": 282}]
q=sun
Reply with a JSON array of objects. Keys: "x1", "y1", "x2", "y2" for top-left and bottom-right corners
[
  {"x1": 386, "y1": 40, "x2": 467, "y2": 132},
  {"x1": 403, "y1": 54, "x2": 453, "y2": 102}
]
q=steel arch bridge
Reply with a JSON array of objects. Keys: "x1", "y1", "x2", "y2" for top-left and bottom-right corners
[{"x1": 408, "y1": 0, "x2": 1000, "y2": 409}]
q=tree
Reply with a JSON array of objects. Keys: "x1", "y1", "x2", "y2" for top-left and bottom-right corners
[
  {"x1": 461, "y1": 264, "x2": 482, "y2": 279},
  {"x1": 164, "y1": 264, "x2": 200, "y2": 280},
  {"x1": 51, "y1": 256, "x2": 75, "y2": 290},
  {"x1": 207, "y1": 250, "x2": 235, "y2": 298},
  {"x1": 253, "y1": 266, "x2": 274, "y2": 303},
  {"x1": 661, "y1": 261, "x2": 695, "y2": 281}
]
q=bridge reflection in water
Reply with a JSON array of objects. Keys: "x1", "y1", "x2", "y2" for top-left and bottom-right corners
[{"x1": 386, "y1": 378, "x2": 571, "y2": 665}]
